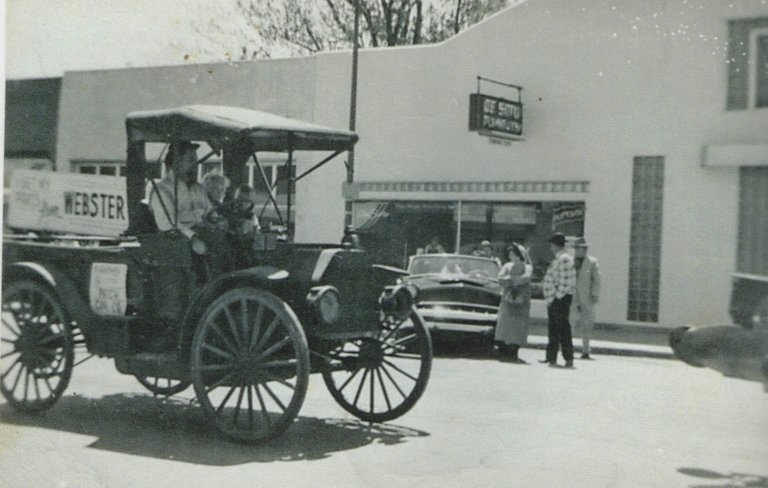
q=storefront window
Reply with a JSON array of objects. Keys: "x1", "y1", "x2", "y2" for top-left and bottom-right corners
[{"x1": 353, "y1": 199, "x2": 585, "y2": 296}]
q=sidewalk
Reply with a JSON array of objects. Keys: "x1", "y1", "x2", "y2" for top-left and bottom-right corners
[{"x1": 523, "y1": 319, "x2": 675, "y2": 360}]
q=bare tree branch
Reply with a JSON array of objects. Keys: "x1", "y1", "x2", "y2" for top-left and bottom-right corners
[{"x1": 191, "y1": 0, "x2": 510, "y2": 59}]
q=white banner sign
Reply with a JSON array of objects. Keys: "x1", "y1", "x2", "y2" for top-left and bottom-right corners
[
  {"x1": 7, "y1": 170, "x2": 128, "y2": 236},
  {"x1": 456, "y1": 203, "x2": 537, "y2": 225},
  {"x1": 89, "y1": 263, "x2": 128, "y2": 316}
]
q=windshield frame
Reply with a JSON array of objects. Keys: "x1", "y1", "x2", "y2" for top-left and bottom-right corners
[{"x1": 407, "y1": 254, "x2": 501, "y2": 279}]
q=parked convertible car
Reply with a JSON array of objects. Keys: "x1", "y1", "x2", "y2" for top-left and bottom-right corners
[{"x1": 402, "y1": 254, "x2": 502, "y2": 335}]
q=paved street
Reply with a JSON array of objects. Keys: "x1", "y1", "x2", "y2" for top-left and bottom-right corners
[{"x1": 1, "y1": 348, "x2": 766, "y2": 488}]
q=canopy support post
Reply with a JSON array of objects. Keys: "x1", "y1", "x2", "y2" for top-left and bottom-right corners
[
  {"x1": 286, "y1": 135, "x2": 294, "y2": 240},
  {"x1": 345, "y1": 0, "x2": 360, "y2": 227},
  {"x1": 252, "y1": 154, "x2": 284, "y2": 223}
]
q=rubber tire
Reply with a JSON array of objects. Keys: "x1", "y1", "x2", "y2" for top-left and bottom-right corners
[
  {"x1": 1, "y1": 279, "x2": 74, "y2": 413},
  {"x1": 322, "y1": 309, "x2": 432, "y2": 423},
  {"x1": 190, "y1": 287, "x2": 310, "y2": 444}
]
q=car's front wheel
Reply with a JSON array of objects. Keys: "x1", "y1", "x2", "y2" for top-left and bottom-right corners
[{"x1": 322, "y1": 309, "x2": 432, "y2": 423}]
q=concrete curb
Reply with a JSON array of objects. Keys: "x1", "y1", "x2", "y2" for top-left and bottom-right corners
[{"x1": 523, "y1": 336, "x2": 676, "y2": 360}]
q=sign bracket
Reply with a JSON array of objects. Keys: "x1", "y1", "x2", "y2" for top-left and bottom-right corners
[{"x1": 476, "y1": 76, "x2": 523, "y2": 103}]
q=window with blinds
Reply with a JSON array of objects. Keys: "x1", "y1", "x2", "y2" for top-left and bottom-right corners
[{"x1": 627, "y1": 157, "x2": 664, "y2": 322}]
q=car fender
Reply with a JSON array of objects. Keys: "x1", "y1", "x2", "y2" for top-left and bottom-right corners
[{"x1": 177, "y1": 265, "x2": 290, "y2": 356}]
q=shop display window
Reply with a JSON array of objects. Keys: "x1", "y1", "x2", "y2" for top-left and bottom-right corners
[{"x1": 353, "y1": 199, "x2": 585, "y2": 297}]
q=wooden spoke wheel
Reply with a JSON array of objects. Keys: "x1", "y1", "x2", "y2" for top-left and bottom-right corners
[
  {"x1": 135, "y1": 375, "x2": 190, "y2": 396},
  {"x1": 322, "y1": 309, "x2": 432, "y2": 423},
  {"x1": 1, "y1": 280, "x2": 74, "y2": 412},
  {"x1": 190, "y1": 288, "x2": 310, "y2": 444}
]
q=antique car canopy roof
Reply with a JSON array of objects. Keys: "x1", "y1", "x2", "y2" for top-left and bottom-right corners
[{"x1": 125, "y1": 105, "x2": 358, "y2": 152}]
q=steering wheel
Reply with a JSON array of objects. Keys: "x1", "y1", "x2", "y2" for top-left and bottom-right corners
[{"x1": 203, "y1": 199, "x2": 255, "y2": 225}]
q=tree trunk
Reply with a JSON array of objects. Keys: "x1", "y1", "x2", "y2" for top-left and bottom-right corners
[
  {"x1": 413, "y1": 0, "x2": 422, "y2": 44},
  {"x1": 454, "y1": 0, "x2": 463, "y2": 34}
]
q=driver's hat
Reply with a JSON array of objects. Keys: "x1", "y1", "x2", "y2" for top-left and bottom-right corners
[{"x1": 165, "y1": 141, "x2": 200, "y2": 167}]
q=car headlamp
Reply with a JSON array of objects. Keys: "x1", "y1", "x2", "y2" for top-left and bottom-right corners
[
  {"x1": 307, "y1": 286, "x2": 341, "y2": 326},
  {"x1": 379, "y1": 284, "x2": 415, "y2": 321}
]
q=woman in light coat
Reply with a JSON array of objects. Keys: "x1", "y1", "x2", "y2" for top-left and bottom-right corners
[{"x1": 494, "y1": 243, "x2": 533, "y2": 364}]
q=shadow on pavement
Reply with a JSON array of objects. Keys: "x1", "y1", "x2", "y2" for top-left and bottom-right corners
[
  {"x1": 0, "y1": 393, "x2": 429, "y2": 465},
  {"x1": 678, "y1": 467, "x2": 768, "y2": 488},
  {"x1": 431, "y1": 335, "x2": 497, "y2": 360}
]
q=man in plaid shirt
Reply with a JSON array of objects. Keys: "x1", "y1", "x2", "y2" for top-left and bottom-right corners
[{"x1": 541, "y1": 232, "x2": 577, "y2": 367}]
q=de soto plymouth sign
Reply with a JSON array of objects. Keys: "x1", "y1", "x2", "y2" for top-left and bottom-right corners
[{"x1": 469, "y1": 93, "x2": 523, "y2": 137}]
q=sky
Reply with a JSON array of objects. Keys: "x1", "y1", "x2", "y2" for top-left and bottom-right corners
[
  {"x1": 5, "y1": 0, "x2": 528, "y2": 80},
  {"x1": 5, "y1": 0, "x2": 244, "y2": 79}
]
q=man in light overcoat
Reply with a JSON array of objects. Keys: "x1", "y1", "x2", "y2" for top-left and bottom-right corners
[{"x1": 569, "y1": 237, "x2": 601, "y2": 359}]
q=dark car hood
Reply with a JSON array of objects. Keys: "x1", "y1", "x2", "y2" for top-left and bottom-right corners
[{"x1": 407, "y1": 274, "x2": 501, "y2": 307}]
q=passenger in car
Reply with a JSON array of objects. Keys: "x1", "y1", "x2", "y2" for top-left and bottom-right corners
[
  {"x1": 202, "y1": 173, "x2": 230, "y2": 206},
  {"x1": 233, "y1": 184, "x2": 261, "y2": 233}
]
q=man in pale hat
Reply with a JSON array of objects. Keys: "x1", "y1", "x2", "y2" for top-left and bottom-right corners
[
  {"x1": 569, "y1": 237, "x2": 601, "y2": 359},
  {"x1": 541, "y1": 232, "x2": 577, "y2": 367}
]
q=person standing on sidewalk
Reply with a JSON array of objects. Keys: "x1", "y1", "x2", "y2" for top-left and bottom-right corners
[
  {"x1": 541, "y1": 232, "x2": 577, "y2": 368},
  {"x1": 494, "y1": 243, "x2": 533, "y2": 364},
  {"x1": 569, "y1": 237, "x2": 601, "y2": 360}
]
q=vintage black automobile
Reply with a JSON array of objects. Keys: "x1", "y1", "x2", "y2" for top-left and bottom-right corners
[
  {"x1": 400, "y1": 254, "x2": 502, "y2": 336},
  {"x1": 1, "y1": 105, "x2": 432, "y2": 444}
]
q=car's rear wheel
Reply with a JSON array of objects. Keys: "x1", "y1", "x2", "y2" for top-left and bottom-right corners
[
  {"x1": 190, "y1": 288, "x2": 310, "y2": 444},
  {"x1": 135, "y1": 375, "x2": 190, "y2": 396},
  {"x1": 322, "y1": 309, "x2": 432, "y2": 423},
  {"x1": 1, "y1": 280, "x2": 74, "y2": 412}
]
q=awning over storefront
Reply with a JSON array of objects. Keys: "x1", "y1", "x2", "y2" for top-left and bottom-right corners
[
  {"x1": 126, "y1": 105, "x2": 358, "y2": 152},
  {"x1": 343, "y1": 180, "x2": 590, "y2": 201}
]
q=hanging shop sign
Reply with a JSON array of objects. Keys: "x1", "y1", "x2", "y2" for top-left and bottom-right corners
[{"x1": 469, "y1": 93, "x2": 523, "y2": 137}]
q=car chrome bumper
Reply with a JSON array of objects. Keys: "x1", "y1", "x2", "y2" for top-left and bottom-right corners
[
  {"x1": 416, "y1": 305, "x2": 497, "y2": 334},
  {"x1": 425, "y1": 322, "x2": 496, "y2": 335}
]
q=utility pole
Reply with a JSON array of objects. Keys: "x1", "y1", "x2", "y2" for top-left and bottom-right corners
[{"x1": 345, "y1": 0, "x2": 360, "y2": 227}]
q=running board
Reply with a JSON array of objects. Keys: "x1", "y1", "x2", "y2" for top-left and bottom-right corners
[{"x1": 114, "y1": 352, "x2": 189, "y2": 381}]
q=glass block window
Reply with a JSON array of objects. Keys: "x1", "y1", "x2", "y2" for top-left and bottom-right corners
[
  {"x1": 737, "y1": 167, "x2": 768, "y2": 276},
  {"x1": 627, "y1": 157, "x2": 664, "y2": 322}
]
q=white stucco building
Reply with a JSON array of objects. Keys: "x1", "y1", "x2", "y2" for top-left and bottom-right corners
[{"x1": 48, "y1": 0, "x2": 768, "y2": 328}]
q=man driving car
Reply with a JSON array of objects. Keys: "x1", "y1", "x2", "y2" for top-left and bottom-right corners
[{"x1": 148, "y1": 141, "x2": 209, "y2": 238}]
